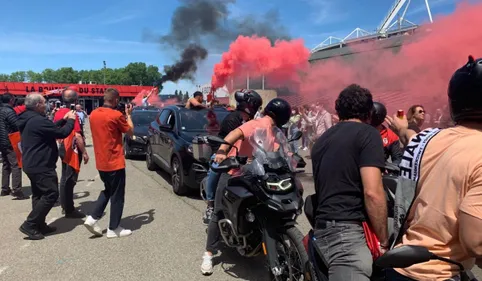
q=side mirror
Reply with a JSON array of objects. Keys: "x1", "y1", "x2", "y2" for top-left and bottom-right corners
[
  {"x1": 160, "y1": 124, "x2": 173, "y2": 131},
  {"x1": 206, "y1": 135, "x2": 229, "y2": 146},
  {"x1": 288, "y1": 131, "x2": 303, "y2": 142},
  {"x1": 376, "y1": 245, "x2": 433, "y2": 269}
]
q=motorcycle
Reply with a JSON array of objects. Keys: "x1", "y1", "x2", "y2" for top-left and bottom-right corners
[
  {"x1": 206, "y1": 128, "x2": 309, "y2": 280},
  {"x1": 301, "y1": 162, "x2": 478, "y2": 281},
  {"x1": 377, "y1": 245, "x2": 478, "y2": 281}
]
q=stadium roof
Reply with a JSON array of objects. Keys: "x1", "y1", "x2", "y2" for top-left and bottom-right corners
[{"x1": 309, "y1": 29, "x2": 418, "y2": 62}]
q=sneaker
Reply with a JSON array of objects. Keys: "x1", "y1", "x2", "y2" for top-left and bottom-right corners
[
  {"x1": 64, "y1": 210, "x2": 86, "y2": 219},
  {"x1": 201, "y1": 252, "x2": 213, "y2": 275},
  {"x1": 19, "y1": 223, "x2": 44, "y2": 240},
  {"x1": 84, "y1": 216, "x2": 103, "y2": 237},
  {"x1": 39, "y1": 224, "x2": 57, "y2": 235},
  {"x1": 1, "y1": 190, "x2": 11, "y2": 196},
  {"x1": 202, "y1": 206, "x2": 214, "y2": 225},
  {"x1": 12, "y1": 191, "x2": 29, "y2": 200},
  {"x1": 106, "y1": 227, "x2": 132, "y2": 238}
]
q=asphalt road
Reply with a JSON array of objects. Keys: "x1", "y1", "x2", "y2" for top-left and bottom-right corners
[
  {"x1": 0, "y1": 123, "x2": 480, "y2": 281},
  {"x1": 0, "y1": 124, "x2": 313, "y2": 281}
]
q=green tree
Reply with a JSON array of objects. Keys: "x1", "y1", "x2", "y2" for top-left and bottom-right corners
[
  {"x1": 26, "y1": 71, "x2": 43, "y2": 82},
  {"x1": 2, "y1": 62, "x2": 163, "y2": 86},
  {"x1": 0, "y1": 74, "x2": 10, "y2": 82},
  {"x1": 56, "y1": 67, "x2": 79, "y2": 83},
  {"x1": 9, "y1": 71, "x2": 27, "y2": 82},
  {"x1": 42, "y1": 68, "x2": 57, "y2": 83},
  {"x1": 146, "y1": 65, "x2": 162, "y2": 86},
  {"x1": 183, "y1": 91, "x2": 189, "y2": 102},
  {"x1": 124, "y1": 62, "x2": 148, "y2": 85},
  {"x1": 174, "y1": 89, "x2": 179, "y2": 96}
]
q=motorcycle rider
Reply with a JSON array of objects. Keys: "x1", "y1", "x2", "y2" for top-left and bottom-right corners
[
  {"x1": 385, "y1": 56, "x2": 482, "y2": 281},
  {"x1": 371, "y1": 102, "x2": 403, "y2": 165},
  {"x1": 311, "y1": 84, "x2": 388, "y2": 281},
  {"x1": 200, "y1": 98, "x2": 292, "y2": 276},
  {"x1": 202, "y1": 89, "x2": 262, "y2": 224}
]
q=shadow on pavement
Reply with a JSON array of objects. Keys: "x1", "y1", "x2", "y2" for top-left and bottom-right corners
[
  {"x1": 155, "y1": 169, "x2": 203, "y2": 201},
  {"x1": 212, "y1": 248, "x2": 268, "y2": 281},
  {"x1": 120, "y1": 208, "x2": 155, "y2": 231},
  {"x1": 49, "y1": 217, "x2": 84, "y2": 236}
]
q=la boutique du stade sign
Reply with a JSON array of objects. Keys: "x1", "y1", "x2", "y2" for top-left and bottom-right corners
[
  {"x1": 0, "y1": 82, "x2": 154, "y2": 97},
  {"x1": 25, "y1": 84, "x2": 107, "y2": 94}
]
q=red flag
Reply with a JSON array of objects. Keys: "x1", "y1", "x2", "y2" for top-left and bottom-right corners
[
  {"x1": 362, "y1": 221, "x2": 382, "y2": 260},
  {"x1": 8, "y1": 132, "x2": 22, "y2": 168},
  {"x1": 62, "y1": 131, "x2": 80, "y2": 173}
]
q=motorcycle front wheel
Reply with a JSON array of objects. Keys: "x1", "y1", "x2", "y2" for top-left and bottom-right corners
[{"x1": 268, "y1": 227, "x2": 310, "y2": 281}]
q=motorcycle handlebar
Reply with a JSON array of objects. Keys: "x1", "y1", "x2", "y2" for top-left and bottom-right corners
[{"x1": 210, "y1": 157, "x2": 241, "y2": 173}]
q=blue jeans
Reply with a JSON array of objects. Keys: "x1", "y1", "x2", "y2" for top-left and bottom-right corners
[
  {"x1": 314, "y1": 221, "x2": 372, "y2": 281},
  {"x1": 205, "y1": 154, "x2": 221, "y2": 202},
  {"x1": 289, "y1": 126, "x2": 300, "y2": 153}
]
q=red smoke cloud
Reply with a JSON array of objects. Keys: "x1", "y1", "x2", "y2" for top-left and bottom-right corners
[
  {"x1": 211, "y1": 2, "x2": 482, "y2": 115},
  {"x1": 211, "y1": 35, "x2": 310, "y2": 91},
  {"x1": 131, "y1": 88, "x2": 177, "y2": 107},
  {"x1": 301, "y1": 1, "x2": 482, "y2": 113}
]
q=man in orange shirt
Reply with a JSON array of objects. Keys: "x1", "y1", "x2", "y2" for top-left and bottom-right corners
[
  {"x1": 84, "y1": 88, "x2": 134, "y2": 239},
  {"x1": 386, "y1": 56, "x2": 482, "y2": 280}
]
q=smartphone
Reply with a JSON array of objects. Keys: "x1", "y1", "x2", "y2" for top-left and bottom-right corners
[
  {"x1": 70, "y1": 104, "x2": 75, "y2": 110},
  {"x1": 55, "y1": 103, "x2": 60, "y2": 109},
  {"x1": 397, "y1": 110, "x2": 404, "y2": 119}
]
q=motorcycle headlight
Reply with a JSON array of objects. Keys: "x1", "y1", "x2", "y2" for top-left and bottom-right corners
[{"x1": 265, "y1": 177, "x2": 293, "y2": 192}]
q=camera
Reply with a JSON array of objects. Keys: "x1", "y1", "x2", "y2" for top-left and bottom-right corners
[
  {"x1": 116, "y1": 102, "x2": 126, "y2": 115},
  {"x1": 116, "y1": 102, "x2": 132, "y2": 115},
  {"x1": 70, "y1": 104, "x2": 75, "y2": 110}
]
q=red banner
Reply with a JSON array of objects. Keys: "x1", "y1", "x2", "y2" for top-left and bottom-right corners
[
  {"x1": 0, "y1": 82, "x2": 153, "y2": 98},
  {"x1": 8, "y1": 132, "x2": 22, "y2": 168},
  {"x1": 62, "y1": 131, "x2": 80, "y2": 173}
]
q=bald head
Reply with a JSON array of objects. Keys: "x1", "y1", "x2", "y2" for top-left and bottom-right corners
[{"x1": 62, "y1": 89, "x2": 78, "y2": 105}]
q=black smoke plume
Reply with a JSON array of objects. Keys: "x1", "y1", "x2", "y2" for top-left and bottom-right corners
[
  {"x1": 150, "y1": 0, "x2": 289, "y2": 89},
  {"x1": 155, "y1": 44, "x2": 208, "y2": 89},
  {"x1": 161, "y1": 0, "x2": 290, "y2": 50}
]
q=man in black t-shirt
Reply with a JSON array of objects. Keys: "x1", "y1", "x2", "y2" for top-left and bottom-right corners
[
  {"x1": 311, "y1": 84, "x2": 388, "y2": 281},
  {"x1": 202, "y1": 90, "x2": 262, "y2": 224}
]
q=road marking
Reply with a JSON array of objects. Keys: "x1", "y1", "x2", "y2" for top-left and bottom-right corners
[{"x1": 0, "y1": 266, "x2": 8, "y2": 275}]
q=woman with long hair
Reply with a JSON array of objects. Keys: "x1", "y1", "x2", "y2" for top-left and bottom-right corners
[{"x1": 407, "y1": 104, "x2": 425, "y2": 133}]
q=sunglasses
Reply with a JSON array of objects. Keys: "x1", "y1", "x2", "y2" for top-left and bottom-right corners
[{"x1": 418, "y1": 110, "x2": 425, "y2": 114}]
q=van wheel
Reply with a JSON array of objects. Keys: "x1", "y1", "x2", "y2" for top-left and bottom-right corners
[{"x1": 171, "y1": 156, "x2": 188, "y2": 196}]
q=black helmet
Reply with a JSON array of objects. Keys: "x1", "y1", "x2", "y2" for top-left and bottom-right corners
[
  {"x1": 234, "y1": 89, "x2": 262, "y2": 118},
  {"x1": 371, "y1": 102, "x2": 387, "y2": 127},
  {"x1": 263, "y1": 98, "x2": 291, "y2": 127},
  {"x1": 448, "y1": 55, "x2": 482, "y2": 122}
]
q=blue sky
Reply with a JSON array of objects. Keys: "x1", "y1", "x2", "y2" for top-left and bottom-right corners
[{"x1": 0, "y1": 0, "x2": 456, "y2": 95}]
